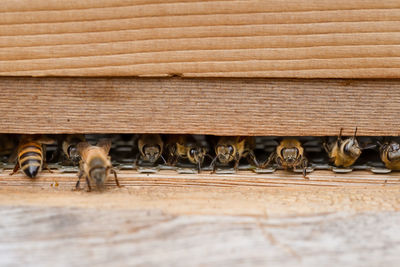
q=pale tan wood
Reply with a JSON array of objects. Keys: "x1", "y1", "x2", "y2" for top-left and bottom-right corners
[
  {"x1": 1, "y1": 0, "x2": 400, "y2": 77},
  {"x1": 2, "y1": 206, "x2": 399, "y2": 266},
  {"x1": 0, "y1": 169, "x2": 399, "y2": 216},
  {"x1": 0, "y1": 77, "x2": 399, "y2": 136}
]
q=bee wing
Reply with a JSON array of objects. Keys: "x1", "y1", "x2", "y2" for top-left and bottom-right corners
[
  {"x1": 37, "y1": 135, "x2": 56, "y2": 145},
  {"x1": 77, "y1": 142, "x2": 91, "y2": 159},
  {"x1": 97, "y1": 139, "x2": 112, "y2": 155}
]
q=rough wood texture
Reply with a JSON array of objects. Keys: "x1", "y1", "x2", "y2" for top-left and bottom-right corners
[
  {"x1": 0, "y1": 169, "x2": 400, "y2": 266},
  {"x1": 1, "y1": 207, "x2": 399, "y2": 266},
  {"x1": 1, "y1": 77, "x2": 400, "y2": 136},
  {"x1": 1, "y1": 0, "x2": 400, "y2": 78},
  {"x1": 0, "y1": 169, "x2": 399, "y2": 216}
]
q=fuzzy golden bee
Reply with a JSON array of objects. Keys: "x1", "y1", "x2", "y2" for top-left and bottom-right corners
[
  {"x1": 323, "y1": 128, "x2": 361, "y2": 168},
  {"x1": 262, "y1": 139, "x2": 308, "y2": 178},
  {"x1": 379, "y1": 141, "x2": 400, "y2": 170},
  {"x1": 10, "y1": 135, "x2": 54, "y2": 178},
  {"x1": 137, "y1": 134, "x2": 166, "y2": 164},
  {"x1": 76, "y1": 139, "x2": 119, "y2": 191},
  {"x1": 210, "y1": 136, "x2": 258, "y2": 172},
  {"x1": 166, "y1": 135, "x2": 208, "y2": 173}
]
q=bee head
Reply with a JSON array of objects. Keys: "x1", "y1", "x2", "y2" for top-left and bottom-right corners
[
  {"x1": 216, "y1": 144, "x2": 235, "y2": 164},
  {"x1": 188, "y1": 146, "x2": 206, "y2": 164},
  {"x1": 343, "y1": 138, "x2": 362, "y2": 157},
  {"x1": 142, "y1": 144, "x2": 161, "y2": 163},
  {"x1": 67, "y1": 145, "x2": 81, "y2": 163},
  {"x1": 387, "y1": 141, "x2": 400, "y2": 161},
  {"x1": 281, "y1": 147, "x2": 299, "y2": 166},
  {"x1": 89, "y1": 158, "x2": 108, "y2": 189}
]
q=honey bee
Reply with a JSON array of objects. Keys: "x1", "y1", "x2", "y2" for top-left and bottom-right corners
[
  {"x1": 262, "y1": 139, "x2": 308, "y2": 178},
  {"x1": 136, "y1": 134, "x2": 166, "y2": 165},
  {"x1": 62, "y1": 134, "x2": 86, "y2": 165},
  {"x1": 210, "y1": 136, "x2": 258, "y2": 172},
  {"x1": 10, "y1": 135, "x2": 55, "y2": 178},
  {"x1": 323, "y1": 128, "x2": 361, "y2": 168},
  {"x1": 76, "y1": 139, "x2": 119, "y2": 191},
  {"x1": 165, "y1": 135, "x2": 208, "y2": 173},
  {"x1": 379, "y1": 141, "x2": 400, "y2": 170}
]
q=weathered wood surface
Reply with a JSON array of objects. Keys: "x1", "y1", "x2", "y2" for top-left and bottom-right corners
[
  {"x1": 0, "y1": 169, "x2": 400, "y2": 266},
  {"x1": 1, "y1": 0, "x2": 400, "y2": 78},
  {"x1": 1, "y1": 77, "x2": 400, "y2": 136},
  {"x1": 1, "y1": 207, "x2": 400, "y2": 267},
  {"x1": 0, "y1": 169, "x2": 399, "y2": 216}
]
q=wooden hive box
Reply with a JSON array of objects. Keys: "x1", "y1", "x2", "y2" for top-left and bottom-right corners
[{"x1": 1, "y1": 1, "x2": 400, "y2": 266}]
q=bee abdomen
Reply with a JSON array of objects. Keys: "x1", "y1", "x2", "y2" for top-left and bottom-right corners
[{"x1": 18, "y1": 146, "x2": 43, "y2": 178}]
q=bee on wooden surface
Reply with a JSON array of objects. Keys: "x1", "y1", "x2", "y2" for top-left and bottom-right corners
[
  {"x1": 10, "y1": 135, "x2": 55, "y2": 178},
  {"x1": 210, "y1": 136, "x2": 259, "y2": 172},
  {"x1": 165, "y1": 135, "x2": 208, "y2": 173},
  {"x1": 262, "y1": 139, "x2": 308, "y2": 178},
  {"x1": 76, "y1": 139, "x2": 120, "y2": 191},
  {"x1": 323, "y1": 128, "x2": 362, "y2": 168},
  {"x1": 62, "y1": 134, "x2": 86, "y2": 165},
  {"x1": 136, "y1": 134, "x2": 166, "y2": 165},
  {"x1": 378, "y1": 141, "x2": 400, "y2": 170}
]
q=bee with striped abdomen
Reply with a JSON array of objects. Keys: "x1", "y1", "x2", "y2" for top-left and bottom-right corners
[
  {"x1": 262, "y1": 139, "x2": 308, "y2": 178},
  {"x1": 76, "y1": 139, "x2": 119, "y2": 191},
  {"x1": 379, "y1": 140, "x2": 400, "y2": 170},
  {"x1": 210, "y1": 136, "x2": 258, "y2": 172},
  {"x1": 10, "y1": 135, "x2": 55, "y2": 178},
  {"x1": 136, "y1": 134, "x2": 166, "y2": 165},
  {"x1": 323, "y1": 128, "x2": 361, "y2": 168},
  {"x1": 166, "y1": 135, "x2": 208, "y2": 173}
]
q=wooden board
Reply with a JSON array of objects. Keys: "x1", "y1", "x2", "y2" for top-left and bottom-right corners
[
  {"x1": 1, "y1": 0, "x2": 400, "y2": 78},
  {"x1": 1, "y1": 170, "x2": 400, "y2": 266},
  {"x1": 0, "y1": 77, "x2": 399, "y2": 136},
  {"x1": 0, "y1": 169, "x2": 399, "y2": 216}
]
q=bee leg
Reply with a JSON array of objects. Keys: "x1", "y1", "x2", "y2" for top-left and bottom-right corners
[
  {"x1": 301, "y1": 158, "x2": 309, "y2": 180},
  {"x1": 75, "y1": 170, "x2": 84, "y2": 190},
  {"x1": 160, "y1": 155, "x2": 167, "y2": 165},
  {"x1": 134, "y1": 153, "x2": 140, "y2": 167},
  {"x1": 260, "y1": 152, "x2": 276, "y2": 168},
  {"x1": 111, "y1": 168, "x2": 121, "y2": 187},
  {"x1": 43, "y1": 162, "x2": 53, "y2": 173},
  {"x1": 85, "y1": 176, "x2": 92, "y2": 192},
  {"x1": 247, "y1": 150, "x2": 259, "y2": 167},
  {"x1": 233, "y1": 152, "x2": 240, "y2": 172},
  {"x1": 209, "y1": 156, "x2": 218, "y2": 174},
  {"x1": 9, "y1": 162, "x2": 20, "y2": 176}
]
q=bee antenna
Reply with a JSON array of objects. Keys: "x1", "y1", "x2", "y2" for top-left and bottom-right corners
[
  {"x1": 338, "y1": 128, "x2": 343, "y2": 141},
  {"x1": 353, "y1": 127, "x2": 358, "y2": 139}
]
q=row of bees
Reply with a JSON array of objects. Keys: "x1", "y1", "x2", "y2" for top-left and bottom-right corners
[{"x1": 0, "y1": 130, "x2": 399, "y2": 191}]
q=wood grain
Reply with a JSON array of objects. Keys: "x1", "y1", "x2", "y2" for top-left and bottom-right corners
[
  {"x1": 0, "y1": 169, "x2": 399, "y2": 216},
  {"x1": 0, "y1": 77, "x2": 400, "y2": 136},
  {"x1": 2, "y1": 207, "x2": 400, "y2": 266},
  {"x1": 1, "y1": 0, "x2": 400, "y2": 77}
]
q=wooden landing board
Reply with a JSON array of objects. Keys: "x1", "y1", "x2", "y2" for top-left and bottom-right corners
[
  {"x1": 1, "y1": 77, "x2": 399, "y2": 136},
  {"x1": 0, "y1": 169, "x2": 399, "y2": 216},
  {"x1": 1, "y1": 170, "x2": 399, "y2": 265},
  {"x1": 1, "y1": 0, "x2": 400, "y2": 78}
]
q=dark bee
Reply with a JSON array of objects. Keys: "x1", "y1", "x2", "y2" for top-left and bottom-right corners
[
  {"x1": 137, "y1": 134, "x2": 166, "y2": 165},
  {"x1": 76, "y1": 139, "x2": 119, "y2": 191},
  {"x1": 10, "y1": 135, "x2": 55, "y2": 178},
  {"x1": 379, "y1": 141, "x2": 400, "y2": 170},
  {"x1": 62, "y1": 134, "x2": 86, "y2": 165},
  {"x1": 262, "y1": 139, "x2": 308, "y2": 178},
  {"x1": 210, "y1": 136, "x2": 258, "y2": 172},
  {"x1": 323, "y1": 128, "x2": 361, "y2": 168},
  {"x1": 166, "y1": 135, "x2": 208, "y2": 173}
]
